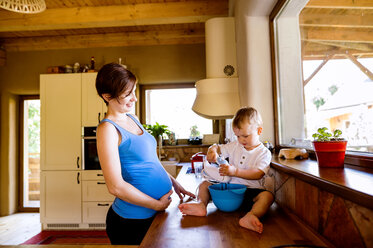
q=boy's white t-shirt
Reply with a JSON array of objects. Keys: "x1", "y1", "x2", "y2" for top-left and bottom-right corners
[{"x1": 219, "y1": 141, "x2": 272, "y2": 189}]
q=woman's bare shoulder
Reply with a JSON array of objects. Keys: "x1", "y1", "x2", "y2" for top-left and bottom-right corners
[{"x1": 97, "y1": 121, "x2": 116, "y2": 135}]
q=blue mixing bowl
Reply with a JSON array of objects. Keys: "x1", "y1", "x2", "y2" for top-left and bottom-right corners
[{"x1": 208, "y1": 183, "x2": 247, "y2": 212}]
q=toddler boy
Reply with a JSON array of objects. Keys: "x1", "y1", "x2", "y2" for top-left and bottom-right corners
[{"x1": 178, "y1": 107, "x2": 274, "y2": 234}]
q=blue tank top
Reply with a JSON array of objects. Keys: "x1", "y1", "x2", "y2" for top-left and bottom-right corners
[{"x1": 100, "y1": 115, "x2": 172, "y2": 219}]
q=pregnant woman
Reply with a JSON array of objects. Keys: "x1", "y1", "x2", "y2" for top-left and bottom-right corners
[{"x1": 95, "y1": 63, "x2": 195, "y2": 245}]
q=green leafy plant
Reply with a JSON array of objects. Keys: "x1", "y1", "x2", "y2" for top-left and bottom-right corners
[
  {"x1": 143, "y1": 122, "x2": 171, "y2": 140},
  {"x1": 312, "y1": 96, "x2": 325, "y2": 111},
  {"x1": 312, "y1": 127, "x2": 344, "y2": 141},
  {"x1": 190, "y1": 125, "x2": 200, "y2": 138}
]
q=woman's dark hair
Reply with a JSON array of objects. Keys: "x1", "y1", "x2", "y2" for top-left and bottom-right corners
[{"x1": 96, "y1": 63, "x2": 137, "y2": 105}]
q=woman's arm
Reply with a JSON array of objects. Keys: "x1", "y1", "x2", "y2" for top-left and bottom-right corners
[{"x1": 97, "y1": 122, "x2": 172, "y2": 211}]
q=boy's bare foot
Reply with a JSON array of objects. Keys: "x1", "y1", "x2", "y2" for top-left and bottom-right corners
[
  {"x1": 178, "y1": 202, "x2": 207, "y2": 216},
  {"x1": 239, "y1": 212, "x2": 263, "y2": 233}
]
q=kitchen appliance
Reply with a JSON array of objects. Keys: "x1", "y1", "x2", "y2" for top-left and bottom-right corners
[
  {"x1": 82, "y1": 126, "x2": 101, "y2": 170},
  {"x1": 192, "y1": 17, "x2": 240, "y2": 119}
]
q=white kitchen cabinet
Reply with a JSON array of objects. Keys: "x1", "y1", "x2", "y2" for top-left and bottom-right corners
[
  {"x1": 82, "y1": 170, "x2": 114, "y2": 224},
  {"x1": 40, "y1": 74, "x2": 82, "y2": 171},
  {"x1": 40, "y1": 171, "x2": 82, "y2": 225},
  {"x1": 82, "y1": 180, "x2": 114, "y2": 202},
  {"x1": 81, "y1": 72, "x2": 107, "y2": 126},
  {"x1": 82, "y1": 202, "x2": 111, "y2": 224}
]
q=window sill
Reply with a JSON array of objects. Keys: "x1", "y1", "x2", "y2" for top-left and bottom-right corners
[
  {"x1": 278, "y1": 144, "x2": 373, "y2": 169},
  {"x1": 271, "y1": 154, "x2": 373, "y2": 209}
]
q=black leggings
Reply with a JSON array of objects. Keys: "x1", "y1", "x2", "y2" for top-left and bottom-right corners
[{"x1": 106, "y1": 206, "x2": 155, "y2": 245}]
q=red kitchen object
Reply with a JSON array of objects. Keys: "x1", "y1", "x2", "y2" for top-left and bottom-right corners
[{"x1": 191, "y1": 152, "x2": 205, "y2": 173}]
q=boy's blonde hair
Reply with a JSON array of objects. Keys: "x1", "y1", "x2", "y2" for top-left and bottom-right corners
[{"x1": 232, "y1": 107, "x2": 263, "y2": 129}]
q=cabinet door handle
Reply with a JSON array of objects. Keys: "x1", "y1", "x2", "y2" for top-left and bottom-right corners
[
  {"x1": 77, "y1": 172, "x2": 80, "y2": 184},
  {"x1": 77, "y1": 156, "x2": 80, "y2": 169},
  {"x1": 97, "y1": 182, "x2": 106, "y2": 185},
  {"x1": 98, "y1": 112, "x2": 101, "y2": 123},
  {"x1": 97, "y1": 173, "x2": 103, "y2": 177},
  {"x1": 97, "y1": 203, "x2": 109, "y2": 206}
]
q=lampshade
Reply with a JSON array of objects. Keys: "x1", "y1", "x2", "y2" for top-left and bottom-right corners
[
  {"x1": 192, "y1": 78, "x2": 240, "y2": 119},
  {"x1": 0, "y1": 0, "x2": 46, "y2": 14}
]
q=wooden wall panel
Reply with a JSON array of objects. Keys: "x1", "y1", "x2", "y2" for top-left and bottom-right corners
[
  {"x1": 345, "y1": 200, "x2": 373, "y2": 248},
  {"x1": 295, "y1": 179, "x2": 319, "y2": 230},
  {"x1": 322, "y1": 196, "x2": 365, "y2": 248},
  {"x1": 274, "y1": 168, "x2": 373, "y2": 247}
]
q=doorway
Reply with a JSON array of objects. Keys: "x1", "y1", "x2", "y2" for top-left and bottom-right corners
[{"x1": 19, "y1": 96, "x2": 40, "y2": 211}]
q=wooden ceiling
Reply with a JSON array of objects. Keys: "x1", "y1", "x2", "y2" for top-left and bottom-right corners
[
  {"x1": 0, "y1": 0, "x2": 228, "y2": 51},
  {"x1": 300, "y1": 0, "x2": 373, "y2": 60},
  {"x1": 0, "y1": 0, "x2": 372, "y2": 62}
]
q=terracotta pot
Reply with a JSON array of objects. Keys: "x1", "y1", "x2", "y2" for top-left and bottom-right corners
[{"x1": 312, "y1": 140, "x2": 347, "y2": 168}]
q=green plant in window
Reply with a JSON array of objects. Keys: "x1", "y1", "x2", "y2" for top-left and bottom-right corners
[
  {"x1": 312, "y1": 96, "x2": 325, "y2": 111},
  {"x1": 328, "y1": 85, "x2": 338, "y2": 95},
  {"x1": 312, "y1": 127, "x2": 344, "y2": 141},
  {"x1": 143, "y1": 122, "x2": 171, "y2": 140},
  {"x1": 190, "y1": 125, "x2": 200, "y2": 138},
  {"x1": 28, "y1": 101, "x2": 40, "y2": 156}
]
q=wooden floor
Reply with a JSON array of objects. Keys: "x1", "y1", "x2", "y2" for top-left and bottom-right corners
[
  {"x1": 0, "y1": 213, "x2": 138, "y2": 248},
  {"x1": 0, "y1": 212, "x2": 41, "y2": 245}
]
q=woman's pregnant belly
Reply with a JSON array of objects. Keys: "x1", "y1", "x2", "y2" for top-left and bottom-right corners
[{"x1": 125, "y1": 161, "x2": 172, "y2": 200}]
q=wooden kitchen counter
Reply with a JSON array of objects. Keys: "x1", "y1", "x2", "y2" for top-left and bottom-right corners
[{"x1": 140, "y1": 164, "x2": 331, "y2": 248}]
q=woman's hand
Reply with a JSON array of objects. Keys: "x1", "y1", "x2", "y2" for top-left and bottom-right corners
[
  {"x1": 155, "y1": 190, "x2": 173, "y2": 211},
  {"x1": 219, "y1": 164, "x2": 237, "y2": 177},
  {"x1": 172, "y1": 179, "x2": 196, "y2": 200}
]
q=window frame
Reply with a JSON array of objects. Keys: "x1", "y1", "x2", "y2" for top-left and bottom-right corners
[{"x1": 269, "y1": 0, "x2": 373, "y2": 169}]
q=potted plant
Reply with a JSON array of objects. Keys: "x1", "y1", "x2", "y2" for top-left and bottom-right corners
[
  {"x1": 143, "y1": 122, "x2": 171, "y2": 145},
  {"x1": 188, "y1": 125, "x2": 202, "y2": 145},
  {"x1": 312, "y1": 127, "x2": 347, "y2": 168}
]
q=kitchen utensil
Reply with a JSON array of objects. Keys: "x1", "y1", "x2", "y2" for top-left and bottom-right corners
[{"x1": 208, "y1": 183, "x2": 247, "y2": 212}]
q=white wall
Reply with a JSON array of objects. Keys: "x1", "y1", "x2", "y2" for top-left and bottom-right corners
[{"x1": 234, "y1": 0, "x2": 277, "y2": 143}]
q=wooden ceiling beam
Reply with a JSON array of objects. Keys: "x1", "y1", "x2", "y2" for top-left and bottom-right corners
[
  {"x1": 305, "y1": 0, "x2": 373, "y2": 9},
  {"x1": 1, "y1": 28, "x2": 205, "y2": 51},
  {"x1": 0, "y1": 1, "x2": 227, "y2": 32},
  {"x1": 307, "y1": 40, "x2": 373, "y2": 52},
  {"x1": 300, "y1": 13, "x2": 373, "y2": 29},
  {"x1": 301, "y1": 27, "x2": 373, "y2": 43},
  {"x1": 345, "y1": 53, "x2": 373, "y2": 81},
  {"x1": 302, "y1": 45, "x2": 373, "y2": 60},
  {"x1": 303, "y1": 53, "x2": 334, "y2": 86}
]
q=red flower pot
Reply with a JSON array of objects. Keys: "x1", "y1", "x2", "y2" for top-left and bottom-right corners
[{"x1": 312, "y1": 141, "x2": 347, "y2": 168}]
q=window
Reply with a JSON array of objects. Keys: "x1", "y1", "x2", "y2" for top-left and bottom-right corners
[
  {"x1": 19, "y1": 96, "x2": 40, "y2": 211},
  {"x1": 303, "y1": 59, "x2": 373, "y2": 153},
  {"x1": 273, "y1": 0, "x2": 373, "y2": 157},
  {"x1": 140, "y1": 83, "x2": 213, "y2": 139}
]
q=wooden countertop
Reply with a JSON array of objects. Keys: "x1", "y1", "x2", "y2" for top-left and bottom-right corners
[{"x1": 140, "y1": 164, "x2": 330, "y2": 248}]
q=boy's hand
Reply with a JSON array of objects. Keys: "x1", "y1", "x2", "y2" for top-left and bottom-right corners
[
  {"x1": 219, "y1": 164, "x2": 237, "y2": 177},
  {"x1": 206, "y1": 146, "x2": 218, "y2": 163}
]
